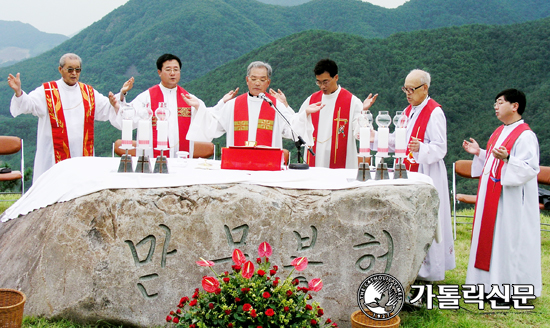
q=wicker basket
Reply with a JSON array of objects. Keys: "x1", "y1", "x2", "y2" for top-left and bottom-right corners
[
  {"x1": 0, "y1": 289, "x2": 26, "y2": 328},
  {"x1": 351, "y1": 310, "x2": 400, "y2": 328}
]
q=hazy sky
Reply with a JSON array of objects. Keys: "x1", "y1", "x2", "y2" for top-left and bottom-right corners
[{"x1": 0, "y1": 0, "x2": 410, "y2": 36}]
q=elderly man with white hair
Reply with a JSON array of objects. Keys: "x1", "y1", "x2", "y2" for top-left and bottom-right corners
[
  {"x1": 372, "y1": 69, "x2": 455, "y2": 282},
  {"x1": 187, "y1": 61, "x2": 296, "y2": 148},
  {"x1": 7, "y1": 53, "x2": 133, "y2": 182}
]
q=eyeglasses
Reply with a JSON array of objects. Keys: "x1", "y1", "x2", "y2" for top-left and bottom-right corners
[
  {"x1": 248, "y1": 77, "x2": 269, "y2": 83},
  {"x1": 316, "y1": 78, "x2": 334, "y2": 87},
  {"x1": 63, "y1": 67, "x2": 82, "y2": 73},
  {"x1": 401, "y1": 84, "x2": 425, "y2": 94}
]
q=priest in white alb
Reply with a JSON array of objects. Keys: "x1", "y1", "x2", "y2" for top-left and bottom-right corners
[
  {"x1": 7, "y1": 53, "x2": 132, "y2": 182},
  {"x1": 187, "y1": 61, "x2": 295, "y2": 149},
  {"x1": 462, "y1": 88, "x2": 542, "y2": 301},
  {"x1": 372, "y1": 69, "x2": 455, "y2": 281},
  {"x1": 291, "y1": 59, "x2": 377, "y2": 169}
]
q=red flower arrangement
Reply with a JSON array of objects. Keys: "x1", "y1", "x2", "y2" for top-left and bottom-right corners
[{"x1": 166, "y1": 242, "x2": 338, "y2": 328}]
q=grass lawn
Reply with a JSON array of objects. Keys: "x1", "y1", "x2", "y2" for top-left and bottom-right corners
[{"x1": 0, "y1": 202, "x2": 547, "y2": 327}]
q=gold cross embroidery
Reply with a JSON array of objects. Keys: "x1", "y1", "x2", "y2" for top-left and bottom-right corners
[
  {"x1": 333, "y1": 107, "x2": 348, "y2": 163},
  {"x1": 234, "y1": 120, "x2": 249, "y2": 131},
  {"x1": 178, "y1": 107, "x2": 191, "y2": 117},
  {"x1": 257, "y1": 119, "x2": 274, "y2": 131}
]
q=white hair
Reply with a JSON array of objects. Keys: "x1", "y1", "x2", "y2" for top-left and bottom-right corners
[
  {"x1": 59, "y1": 53, "x2": 82, "y2": 67},
  {"x1": 408, "y1": 69, "x2": 431, "y2": 87},
  {"x1": 247, "y1": 61, "x2": 272, "y2": 78}
]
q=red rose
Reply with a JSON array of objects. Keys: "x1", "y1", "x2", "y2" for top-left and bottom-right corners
[
  {"x1": 325, "y1": 319, "x2": 332, "y2": 324},
  {"x1": 176, "y1": 309, "x2": 182, "y2": 314},
  {"x1": 180, "y1": 296, "x2": 189, "y2": 304},
  {"x1": 269, "y1": 269, "x2": 276, "y2": 276},
  {"x1": 286, "y1": 290, "x2": 293, "y2": 297},
  {"x1": 173, "y1": 317, "x2": 179, "y2": 324},
  {"x1": 235, "y1": 297, "x2": 241, "y2": 302},
  {"x1": 265, "y1": 257, "x2": 269, "y2": 263},
  {"x1": 258, "y1": 270, "x2": 265, "y2": 277},
  {"x1": 241, "y1": 287, "x2": 250, "y2": 294},
  {"x1": 272, "y1": 279, "x2": 279, "y2": 287},
  {"x1": 223, "y1": 277, "x2": 230, "y2": 283},
  {"x1": 215, "y1": 288, "x2": 221, "y2": 295},
  {"x1": 243, "y1": 303, "x2": 252, "y2": 311},
  {"x1": 284, "y1": 306, "x2": 289, "y2": 312},
  {"x1": 251, "y1": 309, "x2": 257, "y2": 318},
  {"x1": 225, "y1": 309, "x2": 231, "y2": 315},
  {"x1": 311, "y1": 319, "x2": 317, "y2": 325},
  {"x1": 190, "y1": 325, "x2": 196, "y2": 328},
  {"x1": 256, "y1": 258, "x2": 262, "y2": 264},
  {"x1": 262, "y1": 292, "x2": 271, "y2": 299},
  {"x1": 273, "y1": 265, "x2": 278, "y2": 271},
  {"x1": 209, "y1": 303, "x2": 214, "y2": 309},
  {"x1": 170, "y1": 311, "x2": 175, "y2": 315},
  {"x1": 318, "y1": 309, "x2": 324, "y2": 316},
  {"x1": 265, "y1": 309, "x2": 275, "y2": 317},
  {"x1": 228, "y1": 324, "x2": 233, "y2": 328},
  {"x1": 306, "y1": 304, "x2": 313, "y2": 311},
  {"x1": 166, "y1": 315, "x2": 172, "y2": 322},
  {"x1": 232, "y1": 265, "x2": 242, "y2": 272},
  {"x1": 189, "y1": 299, "x2": 197, "y2": 306}
]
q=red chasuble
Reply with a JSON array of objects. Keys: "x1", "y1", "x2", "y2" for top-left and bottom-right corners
[
  {"x1": 149, "y1": 85, "x2": 191, "y2": 157},
  {"x1": 403, "y1": 99, "x2": 440, "y2": 172},
  {"x1": 473, "y1": 123, "x2": 531, "y2": 271},
  {"x1": 233, "y1": 93, "x2": 276, "y2": 146},
  {"x1": 44, "y1": 81, "x2": 96, "y2": 163},
  {"x1": 307, "y1": 88, "x2": 353, "y2": 168}
]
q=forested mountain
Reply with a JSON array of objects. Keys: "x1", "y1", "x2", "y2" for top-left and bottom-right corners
[
  {"x1": 1, "y1": 0, "x2": 550, "y2": 190},
  {"x1": 257, "y1": 0, "x2": 311, "y2": 5},
  {"x1": 0, "y1": 21, "x2": 68, "y2": 67}
]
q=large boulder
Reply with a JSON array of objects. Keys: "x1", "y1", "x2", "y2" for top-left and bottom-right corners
[{"x1": 0, "y1": 183, "x2": 439, "y2": 327}]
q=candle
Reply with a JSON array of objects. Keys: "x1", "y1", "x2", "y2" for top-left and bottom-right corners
[
  {"x1": 395, "y1": 128, "x2": 407, "y2": 157},
  {"x1": 359, "y1": 127, "x2": 370, "y2": 156},
  {"x1": 121, "y1": 120, "x2": 133, "y2": 147},
  {"x1": 157, "y1": 120, "x2": 168, "y2": 149},
  {"x1": 378, "y1": 127, "x2": 389, "y2": 156},
  {"x1": 138, "y1": 120, "x2": 150, "y2": 149}
]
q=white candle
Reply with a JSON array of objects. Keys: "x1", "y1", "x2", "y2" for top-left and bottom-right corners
[
  {"x1": 138, "y1": 120, "x2": 150, "y2": 149},
  {"x1": 378, "y1": 127, "x2": 389, "y2": 156},
  {"x1": 395, "y1": 128, "x2": 407, "y2": 157},
  {"x1": 157, "y1": 120, "x2": 168, "y2": 149},
  {"x1": 121, "y1": 120, "x2": 133, "y2": 147},
  {"x1": 359, "y1": 127, "x2": 370, "y2": 156}
]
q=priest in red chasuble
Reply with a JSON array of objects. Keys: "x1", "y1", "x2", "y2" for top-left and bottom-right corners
[
  {"x1": 8, "y1": 53, "x2": 132, "y2": 182},
  {"x1": 463, "y1": 89, "x2": 541, "y2": 300},
  {"x1": 374, "y1": 69, "x2": 455, "y2": 281},
  {"x1": 187, "y1": 61, "x2": 296, "y2": 149},
  {"x1": 291, "y1": 59, "x2": 377, "y2": 169}
]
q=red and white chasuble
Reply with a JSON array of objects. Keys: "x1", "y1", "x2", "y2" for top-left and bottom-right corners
[
  {"x1": 403, "y1": 98, "x2": 440, "y2": 172},
  {"x1": 149, "y1": 85, "x2": 191, "y2": 157},
  {"x1": 307, "y1": 88, "x2": 353, "y2": 168},
  {"x1": 473, "y1": 123, "x2": 531, "y2": 271},
  {"x1": 44, "y1": 81, "x2": 95, "y2": 163},
  {"x1": 233, "y1": 93, "x2": 276, "y2": 146}
]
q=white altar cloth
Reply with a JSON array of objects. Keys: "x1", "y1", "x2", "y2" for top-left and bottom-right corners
[{"x1": 1, "y1": 157, "x2": 434, "y2": 222}]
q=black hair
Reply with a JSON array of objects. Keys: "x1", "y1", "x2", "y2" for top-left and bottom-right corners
[
  {"x1": 314, "y1": 59, "x2": 338, "y2": 77},
  {"x1": 495, "y1": 89, "x2": 526, "y2": 115},
  {"x1": 156, "y1": 54, "x2": 182, "y2": 71}
]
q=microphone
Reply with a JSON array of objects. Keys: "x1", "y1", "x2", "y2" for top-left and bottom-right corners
[{"x1": 257, "y1": 93, "x2": 314, "y2": 169}]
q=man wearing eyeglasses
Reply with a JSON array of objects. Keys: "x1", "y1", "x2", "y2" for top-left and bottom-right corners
[
  {"x1": 462, "y1": 89, "x2": 541, "y2": 303},
  {"x1": 292, "y1": 58, "x2": 377, "y2": 169},
  {"x1": 397, "y1": 69, "x2": 455, "y2": 282},
  {"x1": 187, "y1": 61, "x2": 295, "y2": 149},
  {"x1": 7, "y1": 53, "x2": 132, "y2": 182}
]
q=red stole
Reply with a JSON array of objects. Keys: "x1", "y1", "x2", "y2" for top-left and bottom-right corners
[
  {"x1": 403, "y1": 99, "x2": 440, "y2": 172},
  {"x1": 233, "y1": 93, "x2": 276, "y2": 146},
  {"x1": 44, "y1": 81, "x2": 96, "y2": 163},
  {"x1": 473, "y1": 123, "x2": 531, "y2": 271},
  {"x1": 307, "y1": 88, "x2": 353, "y2": 168},
  {"x1": 149, "y1": 85, "x2": 191, "y2": 157}
]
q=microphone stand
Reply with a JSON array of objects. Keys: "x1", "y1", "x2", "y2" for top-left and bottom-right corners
[{"x1": 259, "y1": 93, "x2": 314, "y2": 170}]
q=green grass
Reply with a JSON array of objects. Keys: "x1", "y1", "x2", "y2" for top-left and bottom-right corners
[
  {"x1": 0, "y1": 194, "x2": 20, "y2": 213},
  {"x1": 5, "y1": 208, "x2": 550, "y2": 327},
  {"x1": 399, "y1": 209, "x2": 550, "y2": 327}
]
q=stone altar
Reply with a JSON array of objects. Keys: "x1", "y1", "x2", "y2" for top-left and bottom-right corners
[{"x1": 0, "y1": 182, "x2": 439, "y2": 327}]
